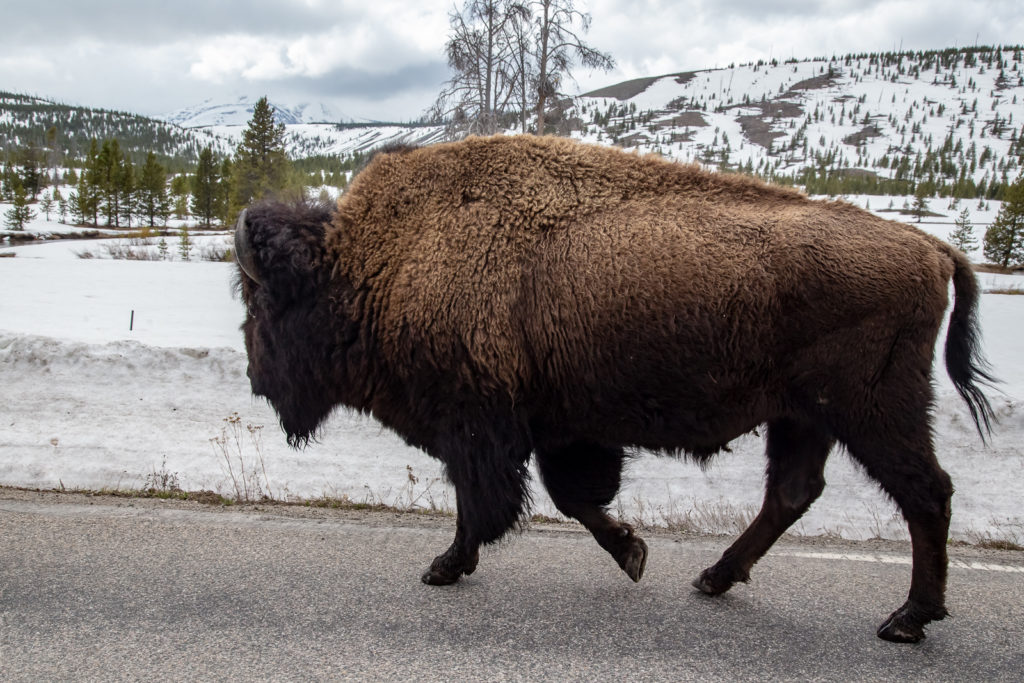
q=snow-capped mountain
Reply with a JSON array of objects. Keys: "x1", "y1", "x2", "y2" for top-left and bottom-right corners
[{"x1": 161, "y1": 96, "x2": 348, "y2": 128}]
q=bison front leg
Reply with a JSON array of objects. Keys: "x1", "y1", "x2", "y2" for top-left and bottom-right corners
[
  {"x1": 421, "y1": 423, "x2": 532, "y2": 586},
  {"x1": 422, "y1": 501, "x2": 480, "y2": 585}
]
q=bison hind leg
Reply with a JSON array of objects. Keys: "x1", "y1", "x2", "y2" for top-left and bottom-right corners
[
  {"x1": 536, "y1": 442, "x2": 648, "y2": 582},
  {"x1": 694, "y1": 417, "x2": 833, "y2": 596}
]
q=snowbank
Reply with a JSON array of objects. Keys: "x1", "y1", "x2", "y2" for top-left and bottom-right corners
[{"x1": 0, "y1": 251, "x2": 1021, "y2": 542}]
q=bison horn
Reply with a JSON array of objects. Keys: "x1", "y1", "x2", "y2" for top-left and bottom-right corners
[{"x1": 234, "y1": 209, "x2": 261, "y2": 284}]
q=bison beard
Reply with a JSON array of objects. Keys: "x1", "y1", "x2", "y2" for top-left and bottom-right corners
[{"x1": 233, "y1": 135, "x2": 995, "y2": 644}]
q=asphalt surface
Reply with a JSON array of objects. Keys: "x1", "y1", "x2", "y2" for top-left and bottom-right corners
[{"x1": 2, "y1": 489, "x2": 1022, "y2": 681}]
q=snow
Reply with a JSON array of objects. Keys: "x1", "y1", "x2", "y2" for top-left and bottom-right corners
[
  {"x1": 160, "y1": 96, "x2": 348, "y2": 128},
  {"x1": 1, "y1": 232, "x2": 1022, "y2": 544},
  {"x1": 572, "y1": 49, "x2": 1024, "y2": 188}
]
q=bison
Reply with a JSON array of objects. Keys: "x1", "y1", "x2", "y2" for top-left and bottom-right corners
[{"x1": 233, "y1": 135, "x2": 994, "y2": 643}]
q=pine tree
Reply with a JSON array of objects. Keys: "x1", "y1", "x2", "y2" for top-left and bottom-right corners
[
  {"x1": 39, "y1": 190, "x2": 56, "y2": 221},
  {"x1": 117, "y1": 152, "x2": 136, "y2": 228},
  {"x1": 95, "y1": 139, "x2": 123, "y2": 227},
  {"x1": 170, "y1": 175, "x2": 190, "y2": 220},
  {"x1": 3, "y1": 178, "x2": 36, "y2": 230},
  {"x1": 984, "y1": 174, "x2": 1024, "y2": 267},
  {"x1": 137, "y1": 152, "x2": 170, "y2": 228},
  {"x1": 56, "y1": 188, "x2": 68, "y2": 224},
  {"x1": 217, "y1": 157, "x2": 234, "y2": 225},
  {"x1": 230, "y1": 97, "x2": 293, "y2": 217},
  {"x1": 911, "y1": 183, "x2": 931, "y2": 222},
  {"x1": 948, "y1": 207, "x2": 978, "y2": 253},
  {"x1": 18, "y1": 146, "x2": 42, "y2": 200},
  {"x1": 178, "y1": 227, "x2": 193, "y2": 261},
  {"x1": 191, "y1": 146, "x2": 221, "y2": 227},
  {"x1": 75, "y1": 141, "x2": 101, "y2": 227}
]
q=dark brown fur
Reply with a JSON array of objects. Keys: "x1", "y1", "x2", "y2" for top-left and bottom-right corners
[{"x1": 234, "y1": 135, "x2": 994, "y2": 644}]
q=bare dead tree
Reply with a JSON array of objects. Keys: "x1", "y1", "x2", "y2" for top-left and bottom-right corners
[
  {"x1": 433, "y1": 0, "x2": 530, "y2": 137},
  {"x1": 531, "y1": 0, "x2": 614, "y2": 134},
  {"x1": 507, "y1": 7, "x2": 537, "y2": 133}
]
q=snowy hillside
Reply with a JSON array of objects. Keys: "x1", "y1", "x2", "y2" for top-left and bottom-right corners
[
  {"x1": 160, "y1": 96, "x2": 349, "y2": 128},
  {"x1": 569, "y1": 46, "x2": 1024, "y2": 195},
  {"x1": 0, "y1": 91, "x2": 232, "y2": 164},
  {"x1": 207, "y1": 122, "x2": 449, "y2": 159}
]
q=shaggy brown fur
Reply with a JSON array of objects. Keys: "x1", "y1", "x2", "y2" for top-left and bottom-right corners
[{"x1": 234, "y1": 134, "x2": 993, "y2": 644}]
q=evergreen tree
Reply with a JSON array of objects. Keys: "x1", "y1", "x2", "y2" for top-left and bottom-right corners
[
  {"x1": 170, "y1": 175, "x2": 190, "y2": 220},
  {"x1": 137, "y1": 152, "x2": 170, "y2": 228},
  {"x1": 75, "y1": 140, "x2": 102, "y2": 226},
  {"x1": 94, "y1": 139, "x2": 122, "y2": 226},
  {"x1": 18, "y1": 146, "x2": 43, "y2": 200},
  {"x1": 948, "y1": 207, "x2": 978, "y2": 253},
  {"x1": 191, "y1": 146, "x2": 221, "y2": 227},
  {"x1": 217, "y1": 157, "x2": 234, "y2": 224},
  {"x1": 3, "y1": 178, "x2": 35, "y2": 230},
  {"x1": 984, "y1": 174, "x2": 1024, "y2": 267},
  {"x1": 56, "y1": 188, "x2": 68, "y2": 224},
  {"x1": 117, "y1": 152, "x2": 136, "y2": 228},
  {"x1": 230, "y1": 97, "x2": 293, "y2": 217},
  {"x1": 39, "y1": 189, "x2": 55, "y2": 221},
  {"x1": 911, "y1": 183, "x2": 930, "y2": 222},
  {"x1": 178, "y1": 227, "x2": 193, "y2": 261},
  {"x1": 1, "y1": 162, "x2": 17, "y2": 201}
]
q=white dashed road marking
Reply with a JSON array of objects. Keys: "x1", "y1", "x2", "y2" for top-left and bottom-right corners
[{"x1": 774, "y1": 550, "x2": 1024, "y2": 573}]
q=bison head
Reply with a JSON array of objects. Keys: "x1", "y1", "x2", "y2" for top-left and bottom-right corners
[{"x1": 234, "y1": 201, "x2": 341, "y2": 446}]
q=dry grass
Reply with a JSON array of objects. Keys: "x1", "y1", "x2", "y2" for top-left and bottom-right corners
[
  {"x1": 617, "y1": 495, "x2": 758, "y2": 535},
  {"x1": 210, "y1": 413, "x2": 273, "y2": 503},
  {"x1": 964, "y1": 527, "x2": 1023, "y2": 551}
]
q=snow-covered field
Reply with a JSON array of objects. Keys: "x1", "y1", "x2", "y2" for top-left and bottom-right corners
[{"x1": 1, "y1": 235, "x2": 1022, "y2": 544}]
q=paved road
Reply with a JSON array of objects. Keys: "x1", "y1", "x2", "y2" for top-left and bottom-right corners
[{"x1": 2, "y1": 490, "x2": 1022, "y2": 681}]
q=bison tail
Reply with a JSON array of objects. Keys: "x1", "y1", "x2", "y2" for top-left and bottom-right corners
[{"x1": 944, "y1": 247, "x2": 997, "y2": 441}]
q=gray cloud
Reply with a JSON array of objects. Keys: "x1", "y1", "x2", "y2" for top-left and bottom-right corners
[
  {"x1": 295, "y1": 61, "x2": 450, "y2": 102},
  {"x1": 3, "y1": 1, "x2": 1022, "y2": 121},
  {"x1": 7, "y1": 1, "x2": 363, "y2": 45}
]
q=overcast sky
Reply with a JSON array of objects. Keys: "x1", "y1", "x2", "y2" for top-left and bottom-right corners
[{"x1": 3, "y1": 0, "x2": 1023, "y2": 122}]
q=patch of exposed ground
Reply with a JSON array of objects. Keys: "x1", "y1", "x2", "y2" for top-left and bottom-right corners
[
  {"x1": 786, "y1": 72, "x2": 840, "y2": 94},
  {"x1": 654, "y1": 111, "x2": 708, "y2": 128},
  {"x1": 722, "y1": 99, "x2": 805, "y2": 148},
  {"x1": 583, "y1": 71, "x2": 697, "y2": 100},
  {"x1": 843, "y1": 124, "x2": 884, "y2": 146}
]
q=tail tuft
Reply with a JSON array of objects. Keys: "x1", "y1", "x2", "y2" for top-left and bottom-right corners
[{"x1": 945, "y1": 251, "x2": 997, "y2": 441}]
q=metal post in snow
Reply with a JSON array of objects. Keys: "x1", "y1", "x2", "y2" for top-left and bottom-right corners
[{"x1": 130, "y1": 310, "x2": 134, "y2": 332}]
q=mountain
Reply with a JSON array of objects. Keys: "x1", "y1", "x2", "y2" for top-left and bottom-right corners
[
  {"x1": 161, "y1": 96, "x2": 349, "y2": 128},
  {"x1": 0, "y1": 91, "x2": 229, "y2": 169},
  {"x1": 565, "y1": 45, "x2": 1024, "y2": 197}
]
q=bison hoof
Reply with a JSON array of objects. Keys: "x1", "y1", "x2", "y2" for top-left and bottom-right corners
[
  {"x1": 620, "y1": 537, "x2": 648, "y2": 582},
  {"x1": 421, "y1": 546, "x2": 479, "y2": 586},
  {"x1": 421, "y1": 567, "x2": 461, "y2": 586},
  {"x1": 876, "y1": 602, "x2": 947, "y2": 643},
  {"x1": 692, "y1": 566, "x2": 739, "y2": 596}
]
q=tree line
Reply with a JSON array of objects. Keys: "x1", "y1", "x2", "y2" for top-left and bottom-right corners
[{"x1": 3, "y1": 97, "x2": 336, "y2": 231}]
